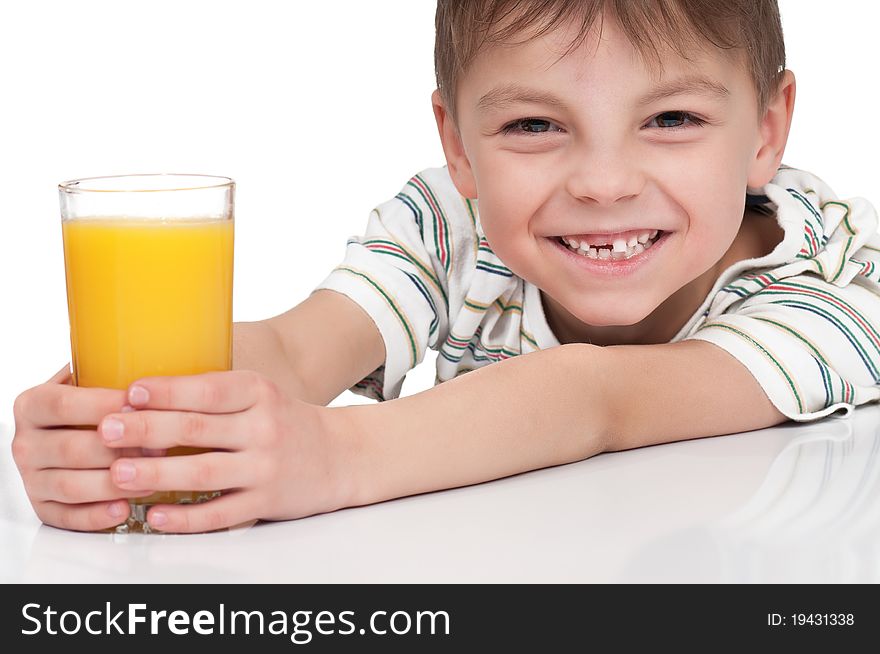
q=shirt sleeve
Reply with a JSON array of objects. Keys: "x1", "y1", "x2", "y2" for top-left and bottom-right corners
[
  {"x1": 683, "y1": 185, "x2": 880, "y2": 422},
  {"x1": 310, "y1": 171, "x2": 456, "y2": 402}
]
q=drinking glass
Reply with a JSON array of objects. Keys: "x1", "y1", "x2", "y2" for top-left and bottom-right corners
[{"x1": 59, "y1": 174, "x2": 235, "y2": 533}]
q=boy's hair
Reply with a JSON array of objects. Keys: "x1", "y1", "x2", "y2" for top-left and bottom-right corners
[{"x1": 435, "y1": 0, "x2": 786, "y2": 124}]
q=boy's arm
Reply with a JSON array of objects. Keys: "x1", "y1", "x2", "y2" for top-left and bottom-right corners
[
  {"x1": 336, "y1": 339, "x2": 788, "y2": 506},
  {"x1": 234, "y1": 289, "x2": 385, "y2": 406}
]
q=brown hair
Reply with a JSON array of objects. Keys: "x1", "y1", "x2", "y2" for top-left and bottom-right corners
[{"x1": 435, "y1": 0, "x2": 785, "y2": 123}]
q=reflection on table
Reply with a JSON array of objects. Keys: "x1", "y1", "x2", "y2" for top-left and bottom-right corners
[{"x1": 2, "y1": 403, "x2": 878, "y2": 583}]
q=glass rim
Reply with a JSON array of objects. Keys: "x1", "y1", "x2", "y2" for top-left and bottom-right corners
[{"x1": 59, "y1": 173, "x2": 235, "y2": 194}]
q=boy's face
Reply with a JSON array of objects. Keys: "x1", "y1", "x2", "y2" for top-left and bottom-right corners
[{"x1": 435, "y1": 14, "x2": 794, "y2": 345}]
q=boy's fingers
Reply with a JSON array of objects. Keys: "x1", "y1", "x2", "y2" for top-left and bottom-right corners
[
  {"x1": 21, "y1": 384, "x2": 128, "y2": 428},
  {"x1": 145, "y1": 491, "x2": 256, "y2": 534},
  {"x1": 18, "y1": 428, "x2": 122, "y2": 470},
  {"x1": 47, "y1": 363, "x2": 72, "y2": 385},
  {"x1": 111, "y1": 451, "x2": 247, "y2": 492},
  {"x1": 36, "y1": 499, "x2": 131, "y2": 533},
  {"x1": 127, "y1": 370, "x2": 273, "y2": 414},
  {"x1": 99, "y1": 410, "x2": 247, "y2": 450},
  {"x1": 32, "y1": 469, "x2": 155, "y2": 504}
]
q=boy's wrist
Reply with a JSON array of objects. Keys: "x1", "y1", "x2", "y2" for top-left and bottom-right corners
[
  {"x1": 322, "y1": 400, "x2": 415, "y2": 510},
  {"x1": 320, "y1": 403, "x2": 375, "y2": 510}
]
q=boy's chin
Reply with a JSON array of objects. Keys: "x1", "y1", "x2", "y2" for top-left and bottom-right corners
[
  {"x1": 574, "y1": 311, "x2": 650, "y2": 329},
  {"x1": 559, "y1": 294, "x2": 655, "y2": 327}
]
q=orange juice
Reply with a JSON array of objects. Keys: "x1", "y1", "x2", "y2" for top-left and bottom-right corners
[{"x1": 62, "y1": 217, "x2": 233, "y2": 507}]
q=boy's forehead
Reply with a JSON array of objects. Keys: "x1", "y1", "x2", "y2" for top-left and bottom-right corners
[{"x1": 459, "y1": 14, "x2": 747, "y2": 109}]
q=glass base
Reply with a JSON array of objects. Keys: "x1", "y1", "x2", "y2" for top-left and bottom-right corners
[{"x1": 114, "y1": 491, "x2": 221, "y2": 534}]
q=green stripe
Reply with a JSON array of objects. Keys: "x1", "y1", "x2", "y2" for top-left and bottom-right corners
[
  {"x1": 476, "y1": 259, "x2": 514, "y2": 274},
  {"x1": 335, "y1": 266, "x2": 418, "y2": 368},
  {"x1": 723, "y1": 272, "x2": 778, "y2": 296},
  {"x1": 751, "y1": 316, "x2": 828, "y2": 364},
  {"x1": 821, "y1": 200, "x2": 855, "y2": 235},
  {"x1": 363, "y1": 241, "x2": 414, "y2": 267},
  {"x1": 416, "y1": 173, "x2": 453, "y2": 274},
  {"x1": 495, "y1": 298, "x2": 523, "y2": 314},
  {"x1": 464, "y1": 197, "x2": 479, "y2": 260},
  {"x1": 416, "y1": 175, "x2": 453, "y2": 272},
  {"x1": 765, "y1": 279, "x2": 880, "y2": 359},
  {"x1": 521, "y1": 329, "x2": 539, "y2": 349},
  {"x1": 463, "y1": 297, "x2": 523, "y2": 314},
  {"x1": 819, "y1": 201, "x2": 856, "y2": 282},
  {"x1": 397, "y1": 192, "x2": 424, "y2": 239},
  {"x1": 701, "y1": 321, "x2": 804, "y2": 414},
  {"x1": 474, "y1": 340, "x2": 520, "y2": 357},
  {"x1": 464, "y1": 298, "x2": 491, "y2": 312},
  {"x1": 444, "y1": 331, "x2": 519, "y2": 358},
  {"x1": 789, "y1": 188, "x2": 824, "y2": 228},
  {"x1": 407, "y1": 180, "x2": 445, "y2": 270},
  {"x1": 362, "y1": 238, "x2": 449, "y2": 309}
]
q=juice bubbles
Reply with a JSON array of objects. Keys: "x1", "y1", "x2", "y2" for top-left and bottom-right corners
[{"x1": 61, "y1": 217, "x2": 234, "y2": 514}]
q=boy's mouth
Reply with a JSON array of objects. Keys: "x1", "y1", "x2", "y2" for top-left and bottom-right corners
[{"x1": 555, "y1": 229, "x2": 663, "y2": 260}]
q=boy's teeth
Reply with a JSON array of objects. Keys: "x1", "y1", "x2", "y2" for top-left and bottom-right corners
[{"x1": 560, "y1": 230, "x2": 661, "y2": 260}]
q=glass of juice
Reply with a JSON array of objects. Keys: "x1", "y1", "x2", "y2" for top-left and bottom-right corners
[{"x1": 59, "y1": 174, "x2": 234, "y2": 533}]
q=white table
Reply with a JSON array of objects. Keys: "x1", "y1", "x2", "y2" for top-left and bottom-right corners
[{"x1": 2, "y1": 404, "x2": 877, "y2": 583}]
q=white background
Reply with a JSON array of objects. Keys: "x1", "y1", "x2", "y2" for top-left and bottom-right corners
[{"x1": 1, "y1": 0, "x2": 877, "y2": 423}]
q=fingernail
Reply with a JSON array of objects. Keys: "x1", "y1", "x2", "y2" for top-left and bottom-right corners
[
  {"x1": 121, "y1": 404, "x2": 136, "y2": 413},
  {"x1": 114, "y1": 462, "x2": 136, "y2": 483},
  {"x1": 107, "y1": 501, "x2": 126, "y2": 518},
  {"x1": 129, "y1": 385, "x2": 149, "y2": 406},
  {"x1": 101, "y1": 417, "x2": 124, "y2": 442},
  {"x1": 149, "y1": 511, "x2": 167, "y2": 527}
]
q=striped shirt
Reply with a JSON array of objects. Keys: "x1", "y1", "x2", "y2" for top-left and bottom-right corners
[{"x1": 311, "y1": 165, "x2": 880, "y2": 422}]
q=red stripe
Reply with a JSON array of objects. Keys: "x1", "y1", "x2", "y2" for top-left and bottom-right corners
[
  {"x1": 411, "y1": 175, "x2": 447, "y2": 265},
  {"x1": 803, "y1": 223, "x2": 819, "y2": 255},
  {"x1": 356, "y1": 377, "x2": 384, "y2": 395},
  {"x1": 769, "y1": 283, "x2": 880, "y2": 349}
]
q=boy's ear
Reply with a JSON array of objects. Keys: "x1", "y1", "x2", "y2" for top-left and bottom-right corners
[
  {"x1": 748, "y1": 69, "x2": 796, "y2": 189},
  {"x1": 432, "y1": 89, "x2": 478, "y2": 198}
]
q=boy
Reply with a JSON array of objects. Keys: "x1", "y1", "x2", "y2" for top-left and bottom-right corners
[{"x1": 12, "y1": 0, "x2": 880, "y2": 533}]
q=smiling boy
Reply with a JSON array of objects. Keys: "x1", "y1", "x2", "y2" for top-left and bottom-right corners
[{"x1": 12, "y1": 0, "x2": 880, "y2": 533}]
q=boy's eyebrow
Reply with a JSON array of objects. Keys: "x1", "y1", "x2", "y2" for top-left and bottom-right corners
[
  {"x1": 476, "y1": 75, "x2": 730, "y2": 113},
  {"x1": 476, "y1": 84, "x2": 568, "y2": 113},
  {"x1": 636, "y1": 75, "x2": 731, "y2": 106}
]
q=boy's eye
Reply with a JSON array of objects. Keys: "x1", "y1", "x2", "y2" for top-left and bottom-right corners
[
  {"x1": 500, "y1": 118, "x2": 561, "y2": 135},
  {"x1": 646, "y1": 111, "x2": 705, "y2": 130},
  {"x1": 499, "y1": 111, "x2": 706, "y2": 136}
]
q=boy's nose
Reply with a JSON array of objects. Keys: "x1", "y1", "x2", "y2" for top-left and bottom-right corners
[{"x1": 565, "y1": 148, "x2": 645, "y2": 206}]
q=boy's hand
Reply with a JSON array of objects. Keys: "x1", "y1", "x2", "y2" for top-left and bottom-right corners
[
  {"x1": 97, "y1": 370, "x2": 353, "y2": 533},
  {"x1": 11, "y1": 364, "x2": 158, "y2": 531}
]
